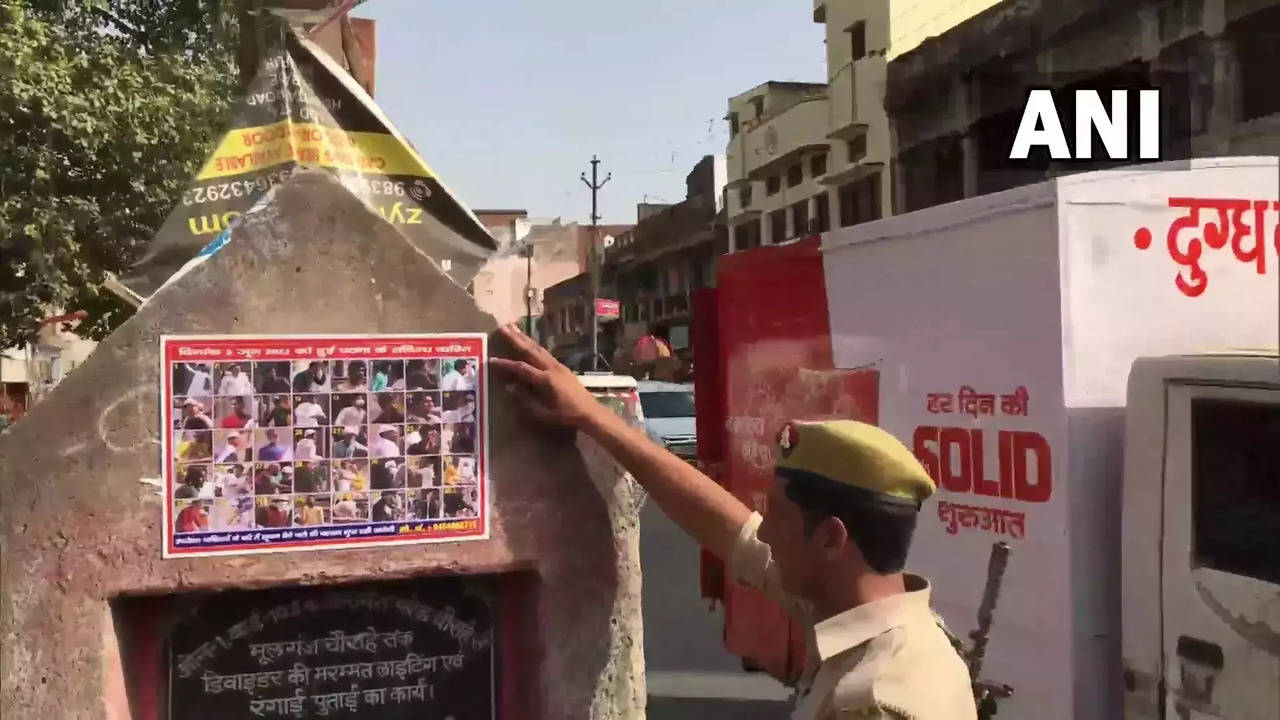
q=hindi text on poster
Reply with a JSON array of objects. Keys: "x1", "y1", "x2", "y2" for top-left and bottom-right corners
[{"x1": 160, "y1": 334, "x2": 489, "y2": 557}]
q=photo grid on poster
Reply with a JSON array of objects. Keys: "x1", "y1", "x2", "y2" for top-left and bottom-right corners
[{"x1": 165, "y1": 337, "x2": 486, "y2": 556}]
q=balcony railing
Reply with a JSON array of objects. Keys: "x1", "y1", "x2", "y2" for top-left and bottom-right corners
[
  {"x1": 604, "y1": 195, "x2": 716, "y2": 265},
  {"x1": 741, "y1": 95, "x2": 831, "y2": 180},
  {"x1": 617, "y1": 291, "x2": 695, "y2": 325}
]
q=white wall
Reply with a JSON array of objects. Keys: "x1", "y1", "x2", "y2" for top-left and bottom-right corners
[
  {"x1": 472, "y1": 224, "x2": 582, "y2": 326},
  {"x1": 822, "y1": 184, "x2": 1073, "y2": 719}
]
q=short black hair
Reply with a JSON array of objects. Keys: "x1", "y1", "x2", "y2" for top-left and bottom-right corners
[
  {"x1": 183, "y1": 465, "x2": 206, "y2": 487},
  {"x1": 454, "y1": 359, "x2": 469, "y2": 371},
  {"x1": 781, "y1": 474, "x2": 919, "y2": 574}
]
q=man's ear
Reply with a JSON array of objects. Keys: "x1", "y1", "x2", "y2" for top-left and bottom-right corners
[{"x1": 813, "y1": 516, "x2": 850, "y2": 560}]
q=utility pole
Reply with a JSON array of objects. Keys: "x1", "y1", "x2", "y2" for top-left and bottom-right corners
[
  {"x1": 524, "y1": 238, "x2": 534, "y2": 337},
  {"x1": 580, "y1": 156, "x2": 611, "y2": 372}
]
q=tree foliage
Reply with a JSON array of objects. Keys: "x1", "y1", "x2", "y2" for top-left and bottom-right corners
[{"x1": 0, "y1": 1, "x2": 239, "y2": 347}]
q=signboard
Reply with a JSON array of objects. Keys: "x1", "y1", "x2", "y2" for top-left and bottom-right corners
[
  {"x1": 161, "y1": 334, "x2": 489, "y2": 557},
  {"x1": 595, "y1": 298, "x2": 621, "y2": 321},
  {"x1": 124, "y1": 23, "x2": 496, "y2": 299},
  {"x1": 167, "y1": 578, "x2": 495, "y2": 719},
  {"x1": 714, "y1": 237, "x2": 878, "y2": 681}
]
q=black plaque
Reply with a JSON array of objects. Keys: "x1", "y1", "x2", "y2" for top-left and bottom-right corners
[{"x1": 167, "y1": 577, "x2": 495, "y2": 719}]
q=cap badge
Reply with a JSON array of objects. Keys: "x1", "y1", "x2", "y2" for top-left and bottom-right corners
[{"x1": 778, "y1": 423, "x2": 799, "y2": 458}]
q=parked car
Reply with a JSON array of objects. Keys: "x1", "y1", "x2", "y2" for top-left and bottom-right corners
[
  {"x1": 637, "y1": 380, "x2": 696, "y2": 461},
  {"x1": 578, "y1": 372, "x2": 642, "y2": 429}
]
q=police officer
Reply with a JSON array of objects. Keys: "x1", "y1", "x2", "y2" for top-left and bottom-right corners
[{"x1": 491, "y1": 324, "x2": 977, "y2": 719}]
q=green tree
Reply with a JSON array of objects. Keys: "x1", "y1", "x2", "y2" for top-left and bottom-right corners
[{"x1": 0, "y1": 1, "x2": 238, "y2": 347}]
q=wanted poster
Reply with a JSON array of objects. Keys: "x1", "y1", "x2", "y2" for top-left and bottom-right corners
[{"x1": 161, "y1": 334, "x2": 488, "y2": 557}]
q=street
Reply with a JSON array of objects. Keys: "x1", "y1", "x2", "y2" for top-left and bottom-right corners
[{"x1": 639, "y1": 502, "x2": 792, "y2": 717}]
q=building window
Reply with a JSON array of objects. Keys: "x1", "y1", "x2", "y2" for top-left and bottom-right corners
[
  {"x1": 769, "y1": 209, "x2": 787, "y2": 243},
  {"x1": 838, "y1": 171, "x2": 882, "y2": 228},
  {"x1": 742, "y1": 219, "x2": 757, "y2": 249},
  {"x1": 1158, "y1": 38, "x2": 1211, "y2": 143},
  {"x1": 790, "y1": 200, "x2": 808, "y2": 237},
  {"x1": 766, "y1": 175, "x2": 781, "y2": 195},
  {"x1": 751, "y1": 96, "x2": 765, "y2": 119},
  {"x1": 811, "y1": 152, "x2": 828, "y2": 177},
  {"x1": 898, "y1": 134, "x2": 965, "y2": 213},
  {"x1": 814, "y1": 192, "x2": 831, "y2": 233},
  {"x1": 786, "y1": 163, "x2": 803, "y2": 188},
  {"x1": 974, "y1": 105, "x2": 1045, "y2": 195},
  {"x1": 733, "y1": 221, "x2": 761, "y2": 251},
  {"x1": 728, "y1": 112, "x2": 739, "y2": 138},
  {"x1": 1191, "y1": 398, "x2": 1280, "y2": 584},
  {"x1": 689, "y1": 260, "x2": 707, "y2": 289},
  {"x1": 848, "y1": 135, "x2": 867, "y2": 164},
  {"x1": 1231, "y1": 6, "x2": 1280, "y2": 121},
  {"x1": 739, "y1": 184, "x2": 753, "y2": 208},
  {"x1": 848, "y1": 21, "x2": 867, "y2": 61}
]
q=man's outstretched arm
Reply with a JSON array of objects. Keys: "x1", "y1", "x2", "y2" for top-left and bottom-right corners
[{"x1": 490, "y1": 324, "x2": 750, "y2": 563}]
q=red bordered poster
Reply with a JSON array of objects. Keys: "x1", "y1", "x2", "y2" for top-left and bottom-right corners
[{"x1": 160, "y1": 334, "x2": 489, "y2": 557}]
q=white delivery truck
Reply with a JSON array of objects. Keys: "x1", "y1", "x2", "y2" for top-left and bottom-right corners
[{"x1": 819, "y1": 157, "x2": 1280, "y2": 720}]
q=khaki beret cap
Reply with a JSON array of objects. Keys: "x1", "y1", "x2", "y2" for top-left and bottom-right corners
[{"x1": 776, "y1": 419, "x2": 935, "y2": 504}]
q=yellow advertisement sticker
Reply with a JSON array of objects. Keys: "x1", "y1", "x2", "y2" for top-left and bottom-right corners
[{"x1": 196, "y1": 121, "x2": 435, "y2": 180}]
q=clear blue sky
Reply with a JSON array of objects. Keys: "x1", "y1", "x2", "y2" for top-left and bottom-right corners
[{"x1": 361, "y1": 0, "x2": 826, "y2": 224}]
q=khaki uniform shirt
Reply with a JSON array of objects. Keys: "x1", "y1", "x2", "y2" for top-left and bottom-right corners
[{"x1": 730, "y1": 512, "x2": 978, "y2": 720}]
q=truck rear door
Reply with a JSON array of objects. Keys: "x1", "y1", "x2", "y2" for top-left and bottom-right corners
[{"x1": 1161, "y1": 382, "x2": 1280, "y2": 720}]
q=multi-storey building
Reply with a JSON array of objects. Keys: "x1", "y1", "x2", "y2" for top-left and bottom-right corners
[
  {"x1": 542, "y1": 156, "x2": 727, "y2": 368},
  {"x1": 886, "y1": 0, "x2": 1280, "y2": 213},
  {"x1": 724, "y1": 81, "x2": 834, "y2": 251},
  {"x1": 545, "y1": 1, "x2": 1012, "y2": 363},
  {"x1": 601, "y1": 155, "x2": 728, "y2": 358},
  {"x1": 722, "y1": 1, "x2": 902, "y2": 252},
  {"x1": 0, "y1": 312, "x2": 98, "y2": 424}
]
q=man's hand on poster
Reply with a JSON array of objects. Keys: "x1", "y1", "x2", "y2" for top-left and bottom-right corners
[{"x1": 490, "y1": 324, "x2": 601, "y2": 429}]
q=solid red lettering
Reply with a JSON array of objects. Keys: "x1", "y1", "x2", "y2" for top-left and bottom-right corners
[
  {"x1": 1012, "y1": 431, "x2": 1052, "y2": 502},
  {"x1": 999, "y1": 430, "x2": 1014, "y2": 498},
  {"x1": 939, "y1": 428, "x2": 971, "y2": 493},
  {"x1": 912, "y1": 426, "x2": 940, "y2": 484},
  {"x1": 970, "y1": 430, "x2": 1002, "y2": 497}
]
